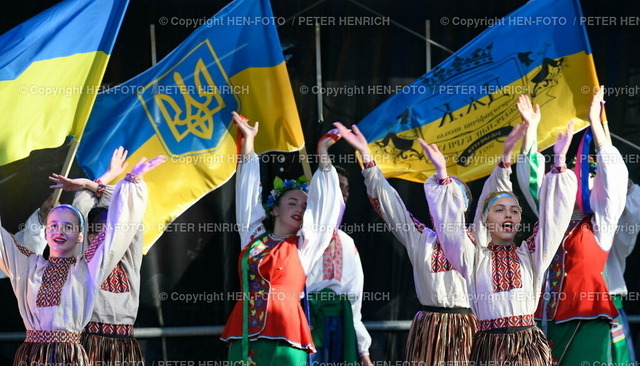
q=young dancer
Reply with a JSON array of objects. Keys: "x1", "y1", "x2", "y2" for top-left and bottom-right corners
[
  {"x1": 423, "y1": 119, "x2": 577, "y2": 364},
  {"x1": 0, "y1": 155, "x2": 164, "y2": 365},
  {"x1": 50, "y1": 146, "x2": 146, "y2": 364},
  {"x1": 221, "y1": 113, "x2": 342, "y2": 364}
]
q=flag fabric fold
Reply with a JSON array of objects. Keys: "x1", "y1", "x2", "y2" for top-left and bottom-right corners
[
  {"x1": 0, "y1": 0, "x2": 129, "y2": 166},
  {"x1": 357, "y1": 0, "x2": 597, "y2": 182},
  {"x1": 77, "y1": 0, "x2": 304, "y2": 253}
]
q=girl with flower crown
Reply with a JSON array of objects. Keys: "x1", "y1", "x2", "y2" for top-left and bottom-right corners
[
  {"x1": 0, "y1": 155, "x2": 164, "y2": 365},
  {"x1": 423, "y1": 111, "x2": 577, "y2": 364},
  {"x1": 221, "y1": 112, "x2": 343, "y2": 364}
]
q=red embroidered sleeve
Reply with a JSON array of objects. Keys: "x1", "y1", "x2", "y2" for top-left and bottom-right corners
[{"x1": 85, "y1": 230, "x2": 106, "y2": 263}]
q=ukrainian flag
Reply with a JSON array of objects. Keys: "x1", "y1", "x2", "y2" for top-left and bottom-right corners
[
  {"x1": 77, "y1": 0, "x2": 304, "y2": 253},
  {"x1": 357, "y1": 0, "x2": 597, "y2": 182},
  {"x1": 0, "y1": 0, "x2": 129, "y2": 165}
]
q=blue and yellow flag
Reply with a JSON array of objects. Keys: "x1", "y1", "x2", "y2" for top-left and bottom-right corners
[
  {"x1": 77, "y1": 0, "x2": 304, "y2": 253},
  {"x1": 0, "y1": 0, "x2": 129, "y2": 165},
  {"x1": 357, "y1": 0, "x2": 596, "y2": 182}
]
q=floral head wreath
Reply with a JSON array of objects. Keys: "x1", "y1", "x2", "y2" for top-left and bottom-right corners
[{"x1": 264, "y1": 176, "x2": 310, "y2": 214}]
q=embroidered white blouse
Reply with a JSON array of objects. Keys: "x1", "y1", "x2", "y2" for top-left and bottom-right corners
[
  {"x1": 361, "y1": 165, "x2": 469, "y2": 309},
  {"x1": 425, "y1": 167, "x2": 576, "y2": 330},
  {"x1": 73, "y1": 185, "x2": 142, "y2": 328},
  {"x1": 0, "y1": 178, "x2": 147, "y2": 334},
  {"x1": 236, "y1": 152, "x2": 342, "y2": 275},
  {"x1": 307, "y1": 229, "x2": 372, "y2": 356}
]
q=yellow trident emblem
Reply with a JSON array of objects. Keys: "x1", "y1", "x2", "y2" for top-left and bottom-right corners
[{"x1": 154, "y1": 58, "x2": 224, "y2": 142}]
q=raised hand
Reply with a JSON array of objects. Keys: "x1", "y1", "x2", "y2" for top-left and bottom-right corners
[
  {"x1": 317, "y1": 128, "x2": 341, "y2": 151},
  {"x1": 98, "y1": 146, "x2": 129, "y2": 183},
  {"x1": 333, "y1": 122, "x2": 369, "y2": 152},
  {"x1": 516, "y1": 94, "x2": 540, "y2": 126},
  {"x1": 130, "y1": 156, "x2": 166, "y2": 178},
  {"x1": 516, "y1": 94, "x2": 540, "y2": 154},
  {"x1": 317, "y1": 128, "x2": 341, "y2": 167},
  {"x1": 232, "y1": 111, "x2": 258, "y2": 140},
  {"x1": 588, "y1": 86, "x2": 605, "y2": 125},
  {"x1": 554, "y1": 121, "x2": 574, "y2": 167},
  {"x1": 418, "y1": 138, "x2": 447, "y2": 179},
  {"x1": 232, "y1": 111, "x2": 258, "y2": 156},
  {"x1": 49, "y1": 174, "x2": 93, "y2": 192},
  {"x1": 333, "y1": 122, "x2": 374, "y2": 164},
  {"x1": 588, "y1": 86, "x2": 611, "y2": 147}
]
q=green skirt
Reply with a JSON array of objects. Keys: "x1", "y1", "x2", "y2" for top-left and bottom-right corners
[
  {"x1": 228, "y1": 339, "x2": 307, "y2": 365},
  {"x1": 543, "y1": 319, "x2": 612, "y2": 365}
]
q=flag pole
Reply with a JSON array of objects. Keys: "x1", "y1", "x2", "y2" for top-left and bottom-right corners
[
  {"x1": 50, "y1": 138, "x2": 81, "y2": 205},
  {"x1": 149, "y1": 21, "x2": 170, "y2": 363},
  {"x1": 296, "y1": 21, "x2": 323, "y2": 179}
]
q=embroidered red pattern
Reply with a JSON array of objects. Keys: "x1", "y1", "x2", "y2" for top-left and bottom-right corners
[
  {"x1": 100, "y1": 262, "x2": 131, "y2": 293},
  {"x1": 408, "y1": 212, "x2": 425, "y2": 233},
  {"x1": 36, "y1": 257, "x2": 76, "y2": 307},
  {"x1": 368, "y1": 196, "x2": 382, "y2": 218},
  {"x1": 431, "y1": 241, "x2": 454, "y2": 273},
  {"x1": 465, "y1": 227, "x2": 476, "y2": 244},
  {"x1": 84, "y1": 321, "x2": 134, "y2": 336},
  {"x1": 14, "y1": 234, "x2": 34, "y2": 256},
  {"x1": 25, "y1": 330, "x2": 81, "y2": 343},
  {"x1": 246, "y1": 236, "x2": 279, "y2": 333},
  {"x1": 323, "y1": 232, "x2": 343, "y2": 281},
  {"x1": 489, "y1": 244, "x2": 522, "y2": 292},
  {"x1": 479, "y1": 314, "x2": 534, "y2": 331},
  {"x1": 85, "y1": 230, "x2": 106, "y2": 263},
  {"x1": 525, "y1": 222, "x2": 540, "y2": 253}
]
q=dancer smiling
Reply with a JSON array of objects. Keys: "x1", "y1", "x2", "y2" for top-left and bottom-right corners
[
  {"x1": 221, "y1": 112, "x2": 342, "y2": 364},
  {"x1": 0, "y1": 155, "x2": 164, "y2": 365}
]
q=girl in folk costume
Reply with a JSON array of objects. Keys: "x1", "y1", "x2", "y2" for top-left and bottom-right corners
[
  {"x1": 516, "y1": 89, "x2": 629, "y2": 364},
  {"x1": 49, "y1": 147, "x2": 147, "y2": 364},
  {"x1": 306, "y1": 166, "x2": 373, "y2": 366},
  {"x1": 334, "y1": 122, "x2": 490, "y2": 364},
  {"x1": 221, "y1": 113, "x2": 343, "y2": 364},
  {"x1": 0, "y1": 155, "x2": 164, "y2": 365},
  {"x1": 423, "y1": 118, "x2": 577, "y2": 364}
]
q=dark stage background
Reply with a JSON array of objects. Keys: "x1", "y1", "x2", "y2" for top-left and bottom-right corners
[{"x1": 0, "y1": 0, "x2": 639, "y2": 362}]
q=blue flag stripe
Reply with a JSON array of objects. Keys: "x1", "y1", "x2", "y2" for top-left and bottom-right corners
[
  {"x1": 357, "y1": 0, "x2": 590, "y2": 142},
  {"x1": 0, "y1": 0, "x2": 129, "y2": 81}
]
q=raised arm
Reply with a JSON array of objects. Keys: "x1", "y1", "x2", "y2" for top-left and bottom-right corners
[
  {"x1": 50, "y1": 147, "x2": 127, "y2": 216},
  {"x1": 85, "y1": 156, "x2": 165, "y2": 284},
  {"x1": 420, "y1": 141, "x2": 475, "y2": 279},
  {"x1": 527, "y1": 123, "x2": 577, "y2": 287},
  {"x1": 335, "y1": 123, "x2": 432, "y2": 249},
  {"x1": 515, "y1": 95, "x2": 544, "y2": 216},
  {"x1": 590, "y1": 144, "x2": 628, "y2": 251},
  {"x1": 589, "y1": 87, "x2": 611, "y2": 150},
  {"x1": 584, "y1": 89, "x2": 628, "y2": 250},
  {"x1": 298, "y1": 129, "x2": 342, "y2": 272},
  {"x1": 232, "y1": 112, "x2": 266, "y2": 248}
]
